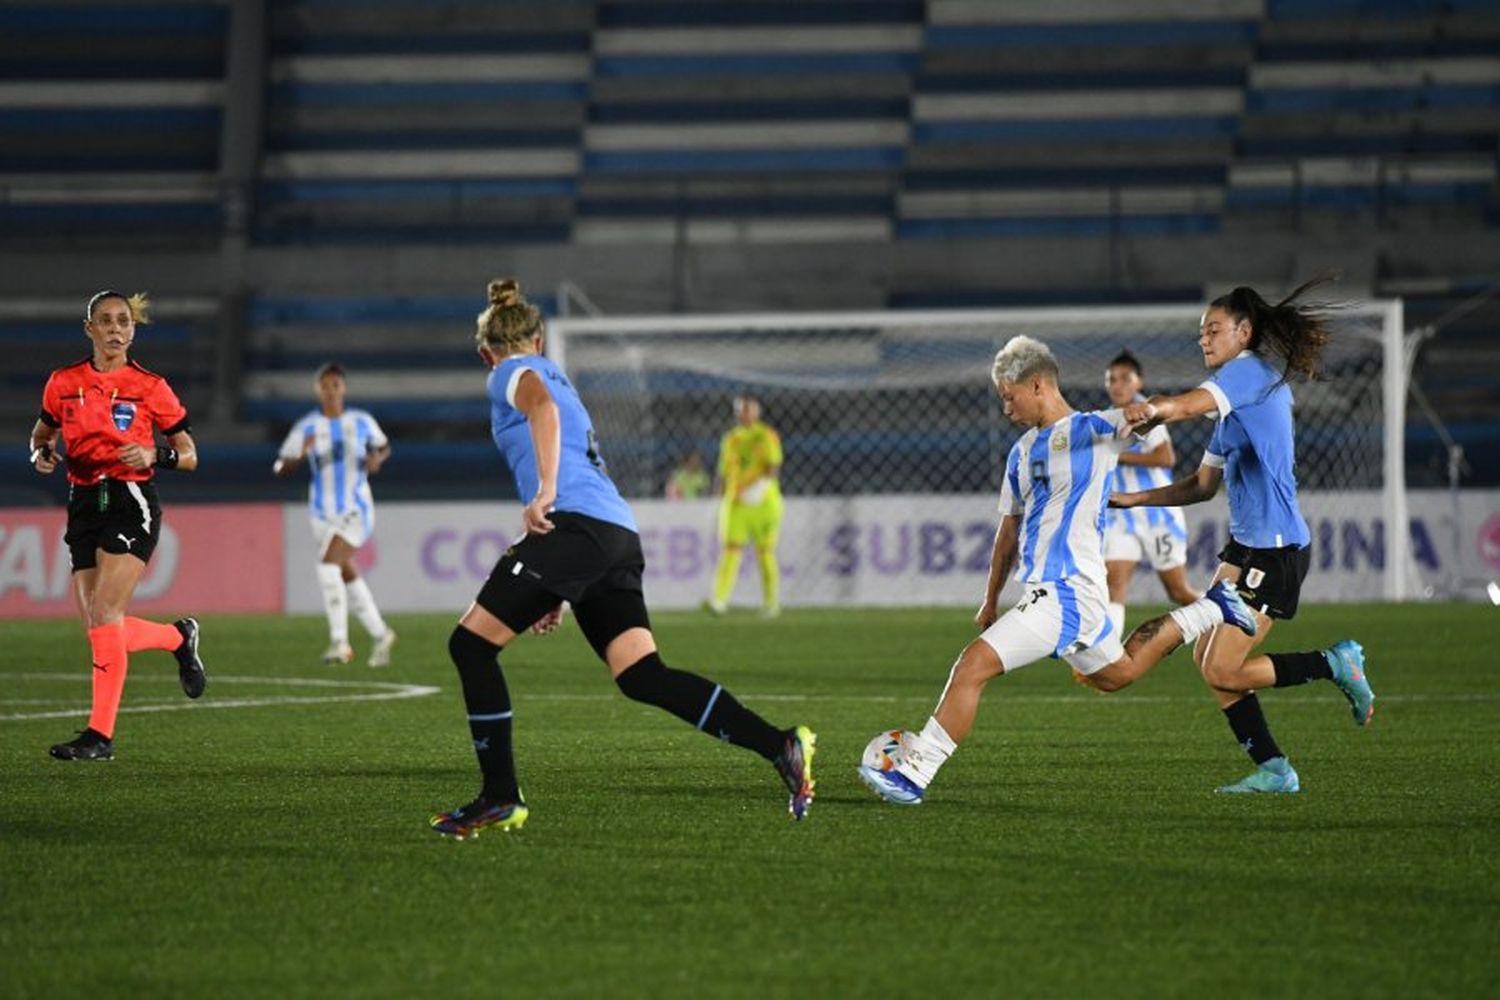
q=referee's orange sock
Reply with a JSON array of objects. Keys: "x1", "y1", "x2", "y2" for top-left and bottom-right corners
[
  {"x1": 86, "y1": 622, "x2": 129, "y2": 739},
  {"x1": 123, "y1": 616, "x2": 183, "y2": 653}
]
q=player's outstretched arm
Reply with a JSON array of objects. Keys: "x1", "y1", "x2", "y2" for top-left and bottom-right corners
[
  {"x1": 1112, "y1": 463, "x2": 1222, "y2": 511},
  {"x1": 1123, "y1": 387, "x2": 1220, "y2": 431},
  {"x1": 1116, "y1": 439, "x2": 1174, "y2": 468}
]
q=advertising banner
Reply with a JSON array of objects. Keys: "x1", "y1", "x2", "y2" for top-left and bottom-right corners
[
  {"x1": 0, "y1": 503, "x2": 284, "y2": 619},
  {"x1": 282, "y1": 490, "x2": 1500, "y2": 613}
]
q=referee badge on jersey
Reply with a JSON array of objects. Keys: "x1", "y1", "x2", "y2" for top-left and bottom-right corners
[{"x1": 111, "y1": 401, "x2": 136, "y2": 432}]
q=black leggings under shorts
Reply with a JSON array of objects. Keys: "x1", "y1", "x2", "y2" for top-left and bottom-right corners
[
  {"x1": 475, "y1": 511, "x2": 651, "y2": 658},
  {"x1": 1217, "y1": 538, "x2": 1312, "y2": 620}
]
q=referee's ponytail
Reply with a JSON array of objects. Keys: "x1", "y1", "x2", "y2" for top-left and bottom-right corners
[
  {"x1": 1211, "y1": 275, "x2": 1337, "y2": 384},
  {"x1": 86, "y1": 289, "x2": 152, "y2": 325}
]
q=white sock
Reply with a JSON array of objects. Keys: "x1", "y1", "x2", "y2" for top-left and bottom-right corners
[
  {"x1": 316, "y1": 563, "x2": 349, "y2": 645},
  {"x1": 1168, "y1": 596, "x2": 1224, "y2": 644},
  {"x1": 346, "y1": 576, "x2": 388, "y2": 639},
  {"x1": 898, "y1": 717, "x2": 957, "y2": 788},
  {"x1": 1108, "y1": 602, "x2": 1126, "y2": 637}
]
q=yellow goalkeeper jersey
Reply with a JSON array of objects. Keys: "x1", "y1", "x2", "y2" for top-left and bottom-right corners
[{"x1": 718, "y1": 420, "x2": 782, "y2": 504}]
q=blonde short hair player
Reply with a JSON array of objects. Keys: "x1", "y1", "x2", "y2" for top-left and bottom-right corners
[{"x1": 859, "y1": 336, "x2": 1259, "y2": 806}]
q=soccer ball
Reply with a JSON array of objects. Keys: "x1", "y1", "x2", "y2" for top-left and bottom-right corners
[{"x1": 862, "y1": 729, "x2": 905, "y2": 772}]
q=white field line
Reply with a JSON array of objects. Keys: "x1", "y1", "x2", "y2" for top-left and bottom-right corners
[
  {"x1": 0, "y1": 673, "x2": 439, "y2": 722},
  {"x1": 3, "y1": 673, "x2": 1494, "y2": 723}
]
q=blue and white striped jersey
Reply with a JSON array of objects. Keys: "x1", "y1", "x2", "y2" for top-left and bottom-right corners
[
  {"x1": 1104, "y1": 421, "x2": 1188, "y2": 541},
  {"x1": 998, "y1": 409, "x2": 1132, "y2": 586},
  {"x1": 278, "y1": 409, "x2": 387, "y2": 521}
]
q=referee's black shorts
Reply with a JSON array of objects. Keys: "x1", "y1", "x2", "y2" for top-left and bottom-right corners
[
  {"x1": 476, "y1": 511, "x2": 651, "y2": 658},
  {"x1": 65, "y1": 479, "x2": 163, "y2": 570},
  {"x1": 1217, "y1": 538, "x2": 1311, "y2": 620}
]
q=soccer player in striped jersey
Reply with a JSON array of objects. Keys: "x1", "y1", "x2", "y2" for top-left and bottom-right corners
[
  {"x1": 1102, "y1": 350, "x2": 1199, "y2": 635},
  {"x1": 428, "y1": 279, "x2": 815, "y2": 839},
  {"x1": 1111, "y1": 280, "x2": 1375, "y2": 794},
  {"x1": 31, "y1": 290, "x2": 206, "y2": 762},
  {"x1": 274, "y1": 363, "x2": 396, "y2": 667},
  {"x1": 860, "y1": 335, "x2": 1258, "y2": 806}
]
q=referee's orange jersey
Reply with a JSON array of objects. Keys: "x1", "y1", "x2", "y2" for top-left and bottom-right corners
[{"x1": 39, "y1": 359, "x2": 189, "y2": 485}]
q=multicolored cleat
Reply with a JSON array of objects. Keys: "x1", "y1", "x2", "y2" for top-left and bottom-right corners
[
  {"x1": 429, "y1": 795, "x2": 529, "y2": 840},
  {"x1": 773, "y1": 725, "x2": 817, "y2": 820},
  {"x1": 1325, "y1": 639, "x2": 1375, "y2": 726},
  {"x1": 1215, "y1": 756, "x2": 1300, "y2": 794},
  {"x1": 857, "y1": 764, "x2": 925, "y2": 805},
  {"x1": 1205, "y1": 579, "x2": 1258, "y2": 637}
]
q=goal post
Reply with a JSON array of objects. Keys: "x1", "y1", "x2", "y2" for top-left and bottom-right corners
[{"x1": 551, "y1": 301, "x2": 1410, "y2": 603}]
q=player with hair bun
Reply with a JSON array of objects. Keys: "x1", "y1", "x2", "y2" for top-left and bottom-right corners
[
  {"x1": 30, "y1": 290, "x2": 207, "y2": 762},
  {"x1": 428, "y1": 278, "x2": 816, "y2": 839},
  {"x1": 1110, "y1": 278, "x2": 1376, "y2": 793}
]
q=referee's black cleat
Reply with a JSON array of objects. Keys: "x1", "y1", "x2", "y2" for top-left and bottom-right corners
[
  {"x1": 50, "y1": 728, "x2": 114, "y2": 761},
  {"x1": 173, "y1": 617, "x2": 206, "y2": 699}
]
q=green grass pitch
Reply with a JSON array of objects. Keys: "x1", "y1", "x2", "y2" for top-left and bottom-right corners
[{"x1": 2, "y1": 604, "x2": 1497, "y2": 998}]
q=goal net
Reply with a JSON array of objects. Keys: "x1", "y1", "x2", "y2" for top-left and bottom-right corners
[{"x1": 550, "y1": 302, "x2": 1409, "y2": 606}]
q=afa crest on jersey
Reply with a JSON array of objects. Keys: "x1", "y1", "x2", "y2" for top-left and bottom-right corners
[{"x1": 111, "y1": 401, "x2": 136, "y2": 432}]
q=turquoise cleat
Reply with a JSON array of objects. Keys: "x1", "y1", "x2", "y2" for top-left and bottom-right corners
[
  {"x1": 1325, "y1": 639, "x2": 1375, "y2": 726},
  {"x1": 1215, "y1": 757, "x2": 1300, "y2": 794}
]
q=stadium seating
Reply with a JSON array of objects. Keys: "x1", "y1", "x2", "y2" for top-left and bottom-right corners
[
  {"x1": 0, "y1": 3, "x2": 226, "y2": 248},
  {"x1": 2, "y1": 1, "x2": 1495, "y2": 490}
]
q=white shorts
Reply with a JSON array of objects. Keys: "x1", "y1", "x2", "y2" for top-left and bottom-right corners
[
  {"x1": 1103, "y1": 512, "x2": 1187, "y2": 572},
  {"x1": 979, "y1": 578, "x2": 1125, "y2": 675},
  {"x1": 311, "y1": 507, "x2": 372, "y2": 553}
]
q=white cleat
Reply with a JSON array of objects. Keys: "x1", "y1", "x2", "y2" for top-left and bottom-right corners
[
  {"x1": 321, "y1": 641, "x2": 354, "y2": 665},
  {"x1": 368, "y1": 630, "x2": 397, "y2": 668}
]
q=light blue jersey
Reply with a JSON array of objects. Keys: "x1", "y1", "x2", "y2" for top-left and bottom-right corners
[
  {"x1": 489, "y1": 354, "x2": 637, "y2": 532},
  {"x1": 278, "y1": 408, "x2": 386, "y2": 524},
  {"x1": 1199, "y1": 351, "x2": 1310, "y2": 549}
]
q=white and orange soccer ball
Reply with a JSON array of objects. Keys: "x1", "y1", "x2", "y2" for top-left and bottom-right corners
[{"x1": 861, "y1": 729, "x2": 905, "y2": 773}]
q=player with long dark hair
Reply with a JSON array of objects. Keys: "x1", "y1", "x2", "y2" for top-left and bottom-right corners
[
  {"x1": 428, "y1": 278, "x2": 816, "y2": 839},
  {"x1": 1108, "y1": 278, "x2": 1376, "y2": 793},
  {"x1": 29, "y1": 290, "x2": 206, "y2": 761}
]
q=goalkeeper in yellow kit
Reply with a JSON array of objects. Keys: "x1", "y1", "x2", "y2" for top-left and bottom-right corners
[{"x1": 706, "y1": 394, "x2": 783, "y2": 617}]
